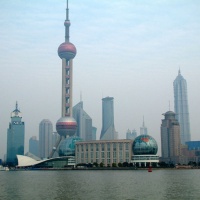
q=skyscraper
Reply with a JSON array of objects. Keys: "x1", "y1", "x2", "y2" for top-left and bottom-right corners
[
  {"x1": 100, "y1": 97, "x2": 117, "y2": 140},
  {"x1": 160, "y1": 111, "x2": 181, "y2": 164},
  {"x1": 140, "y1": 117, "x2": 148, "y2": 135},
  {"x1": 173, "y1": 70, "x2": 191, "y2": 144},
  {"x1": 73, "y1": 101, "x2": 94, "y2": 141},
  {"x1": 29, "y1": 136, "x2": 39, "y2": 157},
  {"x1": 55, "y1": 1, "x2": 77, "y2": 147},
  {"x1": 126, "y1": 129, "x2": 137, "y2": 140},
  {"x1": 7, "y1": 102, "x2": 25, "y2": 166},
  {"x1": 39, "y1": 119, "x2": 53, "y2": 159}
]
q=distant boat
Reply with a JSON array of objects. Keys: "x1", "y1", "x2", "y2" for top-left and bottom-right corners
[
  {"x1": 0, "y1": 165, "x2": 9, "y2": 171},
  {"x1": 148, "y1": 164, "x2": 152, "y2": 172}
]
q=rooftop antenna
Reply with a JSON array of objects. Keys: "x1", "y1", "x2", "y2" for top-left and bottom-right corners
[
  {"x1": 142, "y1": 115, "x2": 145, "y2": 127},
  {"x1": 169, "y1": 100, "x2": 171, "y2": 111},
  {"x1": 80, "y1": 91, "x2": 82, "y2": 102}
]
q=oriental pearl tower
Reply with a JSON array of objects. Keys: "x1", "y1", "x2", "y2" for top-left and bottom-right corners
[{"x1": 56, "y1": 1, "x2": 77, "y2": 143}]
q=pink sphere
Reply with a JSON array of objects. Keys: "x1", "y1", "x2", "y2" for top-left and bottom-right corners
[
  {"x1": 58, "y1": 42, "x2": 76, "y2": 60},
  {"x1": 56, "y1": 116, "x2": 77, "y2": 137}
]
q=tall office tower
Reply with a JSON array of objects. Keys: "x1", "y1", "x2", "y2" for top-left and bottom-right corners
[
  {"x1": 73, "y1": 101, "x2": 93, "y2": 141},
  {"x1": 160, "y1": 111, "x2": 181, "y2": 164},
  {"x1": 100, "y1": 97, "x2": 117, "y2": 140},
  {"x1": 7, "y1": 102, "x2": 25, "y2": 166},
  {"x1": 52, "y1": 132, "x2": 59, "y2": 147},
  {"x1": 92, "y1": 127, "x2": 97, "y2": 140},
  {"x1": 29, "y1": 136, "x2": 39, "y2": 157},
  {"x1": 173, "y1": 70, "x2": 191, "y2": 144},
  {"x1": 126, "y1": 129, "x2": 137, "y2": 140},
  {"x1": 39, "y1": 119, "x2": 53, "y2": 159},
  {"x1": 55, "y1": 0, "x2": 77, "y2": 148},
  {"x1": 140, "y1": 117, "x2": 148, "y2": 135}
]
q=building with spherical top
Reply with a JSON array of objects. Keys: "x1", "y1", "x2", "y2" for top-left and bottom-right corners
[{"x1": 131, "y1": 134, "x2": 159, "y2": 167}]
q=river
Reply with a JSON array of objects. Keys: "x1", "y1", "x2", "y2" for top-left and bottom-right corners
[{"x1": 0, "y1": 169, "x2": 199, "y2": 199}]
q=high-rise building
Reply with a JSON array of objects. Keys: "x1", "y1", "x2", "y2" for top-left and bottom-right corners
[
  {"x1": 140, "y1": 117, "x2": 148, "y2": 135},
  {"x1": 39, "y1": 119, "x2": 53, "y2": 159},
  {"x1": 52, "y1": 132, "x2": 59, "y2": 148},
  {"x1": 126, "y1": 129, "x2": 137, "y2": 140},
  {"x1": 160, "y1": 111, "x2": 181, "y2": 164},
  {"x1": 100, "y1": 97, "x2": 117, "y2": 140},
  {"x1": 92, "y1": 127, "x2": 97, "y2": 140},
  {"x1": 73, "y1": 101, "x2": 94, "y2": 141},
  {"x1": 7, "y1": 102, "x2": 25, "y2": 166},
  {"x1": 29, "y1": 136, "x2": 39, "y2": 157},
  {"x1": 173, "y1": 70, "x2": 191, "y2": 144}
]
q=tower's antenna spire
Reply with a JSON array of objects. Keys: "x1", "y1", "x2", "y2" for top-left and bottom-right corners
[
  {"x1": 16, "y1": 101, "x2": 18, "y2": 110},
  {"x1": 66, "y1": 0, "x2": 69, "y2": 20},
  {"x1": 80, "y1": 91, "x2": 82, "y2": 102},
  {"x1": 169, "y1": 100, "x2": 171, "y2": 111},
  {"x1": 65, "y1": 0, "x2": 70, "y2": 42}
]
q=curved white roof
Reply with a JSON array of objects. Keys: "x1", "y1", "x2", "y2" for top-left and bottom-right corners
[{"x1": 17, "y1": 155, "x2": 46, "y2": 167}]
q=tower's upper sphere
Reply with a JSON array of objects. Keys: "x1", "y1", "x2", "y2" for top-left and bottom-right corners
[
  {"x1": 64, "y1": 20, "x2": 71, "y2": 27},
  {"x1": 132, "y1": 134, "x2": 158, "y2": 155},
  {"x1": 56, "y1": 116, "x2": 77, "y2": 137},
  {"x1": 58, "y1": 42, "x2": 76, "y2": 60}
]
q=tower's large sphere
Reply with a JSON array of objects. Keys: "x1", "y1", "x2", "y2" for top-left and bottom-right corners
[
  {"x1": 132, "y1": 135, "x2": 158, "y2": 155},
  {"x1": 58, "y1": 42, "x2": 76, "y2": 60},
  {"x1": 56, "y1": 117, "x2": 77, "y2": 137}
]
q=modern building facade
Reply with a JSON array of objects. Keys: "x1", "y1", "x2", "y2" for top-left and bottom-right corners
[
  {"x1": 126, "y1": 129, "x2": 137, "y2": 140},
  {"x1": 140, "y1": 117, "x2": 148, "y2": 135},
  {"x1": 160, "y1": 111, "x2": 181, "y2": 164},
  {"x1": 75, "y1": 140, "x2": 133, "y2": 166},
  {"x1": 39, "y1": 119, "x2": 53, "y2": 159},
  {"x1": 173, "y1": 70, "x2": 191, "y2": 144},
  {"x1": 73, "y1": 101, "x2": 94, "y2": 141},
  {"x1": 7, "y1": 102, "x2": 25, "y2": 166},
  {"x1": 29, "y1": 136, "x2": 39, "y2": 157},
  {"x1": 100, "y1": 97, "x2": 117, "y2": 140}
]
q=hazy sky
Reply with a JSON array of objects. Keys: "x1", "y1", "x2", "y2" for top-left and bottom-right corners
[{"x1": 0, "y1": 0, "x2": 200, "y2": 159}]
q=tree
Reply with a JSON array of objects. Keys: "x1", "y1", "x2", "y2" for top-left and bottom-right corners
[
  {"x1": 112, "y1": 163, "x2": 117, "y2": 167},
  {"x1": 93, "y1": 162, "x2": 98, "y2": 167},
  {"x1": 123, "y1": 162, "x2": 129, "y2": 167},
  {"x1": 100, "y1": 162, "x2": 104, "y2": 167},
  {"x1": 118, "y1": 162, "x2": 122, "y2": 167}
]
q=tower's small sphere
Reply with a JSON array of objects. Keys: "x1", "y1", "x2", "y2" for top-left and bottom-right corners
[
  {"x1": 132, "y1": 135, "x2": 158, "y2": 155},
  {"x1": 64, "y1": 20, "x2": 71, "y2": 27},
  {"x1": 56, "y1": 117, "x2": 77, "y2": 137},
  {"x1": 58, "y1": 42, "x2": 76, "y2": 60}
]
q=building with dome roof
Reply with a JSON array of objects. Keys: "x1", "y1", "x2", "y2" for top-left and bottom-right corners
[
  {"x1": 7, "y1": 102, "x2": 25, "y2": 166},
  {"x1": 131, "y1": 134, "x2": 159, "y2": 167}
]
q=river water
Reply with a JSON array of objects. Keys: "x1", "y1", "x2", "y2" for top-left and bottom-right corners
[{"x1": 0, "y1": 169, "x2": 199, "y2": 200}]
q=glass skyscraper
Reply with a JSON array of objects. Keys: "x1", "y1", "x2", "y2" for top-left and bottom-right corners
[
  {"x1": 173, "y1": 70, "x2": 191, "y2": 144},
  {"x1": 73, "y1": 101, "x2": 95, "y2": 141},
  {"x1": 100, "y1": 97, "x2": 117, "y2": 140},
  {"x1": 7, "y1": 102, "x2": 25, "y2": 166},
  {"x1": 39, "y1": 119, "x2": 53, "y2": 159}
]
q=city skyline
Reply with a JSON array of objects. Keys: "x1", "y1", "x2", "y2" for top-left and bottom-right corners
[{"x1": 1, "y1": 0, "x2": 200, "y2": 158}]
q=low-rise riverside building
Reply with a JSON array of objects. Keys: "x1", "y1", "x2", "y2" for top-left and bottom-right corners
[{"x1": 75, "y1": 139, "x2": 133, "y2": 166}]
